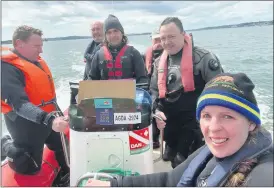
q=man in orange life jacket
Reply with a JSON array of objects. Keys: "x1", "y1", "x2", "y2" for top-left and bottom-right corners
[
  {"x1": 143, "y1": 28, "x2": 164, "y2": 149},
  {"x1": 150, "y1": 17, "x2": 224, "y2": 168},
  {"x1": 83, "y1": 21, "x2": 104, "y2": 80},
  {"x1": 1, "y1": 26, "x2": 69, "y2": 177},
  {"x1": 88, "y1": 14, "x2": 148, "y2": 85}
]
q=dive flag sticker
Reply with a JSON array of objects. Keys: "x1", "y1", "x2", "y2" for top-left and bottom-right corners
[
  {"x1": 128, "y1": 127, "x2": 150, "y2": 155},
  {"x1": 94, "y1": 99, "x2": 113, "y2": 108},
  {"x1": 95, "y1": 108, "x2": 114, "y2": 125}
]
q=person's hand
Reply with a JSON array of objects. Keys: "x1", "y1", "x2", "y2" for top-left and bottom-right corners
[
  {"x1": 52, "y1": 116, "x2": 69, "y2": 132},
  {"x1": 155, "y1": 111, "x2": 167, "y2": 129},
  {"x1": 85, "y1": 179, "x2": 110, "y2": 187}
]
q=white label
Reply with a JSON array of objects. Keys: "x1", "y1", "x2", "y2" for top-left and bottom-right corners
[{"x1": 114, "y1": 112, "x2": 141, "y2": 124}]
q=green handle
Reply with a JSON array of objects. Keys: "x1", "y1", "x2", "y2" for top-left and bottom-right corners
[{"x1": 98, "y1": 168, "x2": 140, "y2": 176}]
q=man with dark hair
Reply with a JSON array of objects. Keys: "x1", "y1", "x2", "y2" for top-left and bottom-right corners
[
  {"x1": 88, "y1": 14, "x2": 148, "y2": 85},
  {"x1": 83, "y1": 21, "x2": 104, "y2": 80},
  {"x1": 1, "y1": 25, "x2": 69, "y2": 182},
  {"x1": 150, "y1": 17, "x2": 224, "y2": 168}
]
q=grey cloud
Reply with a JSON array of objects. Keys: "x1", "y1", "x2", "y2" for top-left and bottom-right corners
[
  {"x1": 111, "y1": 1, "x2": 177, "y2": 15},
  {"x1": 176, "y1": 1, "x2": 239, "y2": 17},
  {"x1": 2, "y1": 1, "x2": 272, "y2": 40}
]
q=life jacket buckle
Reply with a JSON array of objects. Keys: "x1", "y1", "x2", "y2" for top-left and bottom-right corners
[{"x1": 37, "y1": 98, "x2": 56, "y2": 107}]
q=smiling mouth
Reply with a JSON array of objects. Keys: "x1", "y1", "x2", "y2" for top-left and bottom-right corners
[{"x1": 210, "y1": 138, "x2": 229, "y2": 144}]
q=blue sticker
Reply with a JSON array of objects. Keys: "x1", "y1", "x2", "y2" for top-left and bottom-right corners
[
  {"x1": 94, "y1": 99, "x2": 113, "y2": 108},
  {"x1": 95, "y1": 108, "x2": 114, "y2": 125}
]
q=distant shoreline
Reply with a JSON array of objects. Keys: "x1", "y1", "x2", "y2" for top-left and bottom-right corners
[{"x1": 2, "y1": 20, "x2": 272, "y2": 44}]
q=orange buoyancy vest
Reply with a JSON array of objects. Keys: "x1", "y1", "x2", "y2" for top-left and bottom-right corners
[
  {"x1": 157, "y1": 33, "x2": 195, "y2": 98},
  {"x1": 145, "y1": 46, "x2": 153, "y2": 75},
  {"x1": 1, "y1": 47, "x2": 56, "y2": 114}
]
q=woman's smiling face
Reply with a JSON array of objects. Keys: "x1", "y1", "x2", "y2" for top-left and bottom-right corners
[{"x1": 200, "y1": 105, "x2": 256, "y2": 158}]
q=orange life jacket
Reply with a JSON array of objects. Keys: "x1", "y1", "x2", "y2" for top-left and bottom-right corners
[
  {"x1": 1, "y1": 47, "x2": 56, "y2": 114},
  {"x1": 157, "y1": 34, "x2": 195, "y2": 98},
  {"x1": 145, "y1": 46, "x2": 153, "y2": 75}
]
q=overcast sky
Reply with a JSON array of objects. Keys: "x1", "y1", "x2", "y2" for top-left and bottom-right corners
[{"x1": 2, "y1": 1, "x2": 273, "y2": 40}]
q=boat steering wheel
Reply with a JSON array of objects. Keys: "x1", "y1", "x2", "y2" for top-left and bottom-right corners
[
  {"x1": 75, "y1": 172, "x2": 115, "y2": 186},
  {"x1": 92, "y1": 172, "x2": 115, "y2": 180}
]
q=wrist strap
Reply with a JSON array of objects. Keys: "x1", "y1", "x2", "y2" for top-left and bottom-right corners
[{"x1": 43, "y1": 111, "x2": 58, "y2": 127}]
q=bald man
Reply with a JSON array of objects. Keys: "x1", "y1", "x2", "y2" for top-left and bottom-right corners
[{"x1": 83, "y1": 21, "x2": 104, "y2": 80}]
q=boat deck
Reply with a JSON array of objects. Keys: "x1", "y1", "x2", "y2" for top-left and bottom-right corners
[{"x1": 153, "y1": 146, "x2": 172, "y2": 173}]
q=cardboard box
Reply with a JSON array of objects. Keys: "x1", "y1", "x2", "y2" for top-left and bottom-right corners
[{"x1": 77, "y1": 80, "x2": 136, "y2": 103}]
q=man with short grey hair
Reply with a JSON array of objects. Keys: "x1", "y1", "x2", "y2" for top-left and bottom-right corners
[{"x1": 83, "y1": 21, "x2": 104, "y2": 80}]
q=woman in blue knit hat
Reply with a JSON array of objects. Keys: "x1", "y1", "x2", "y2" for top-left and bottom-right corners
[{"x1": 85, "y1": 72, "x2": 273, "y2": 187}]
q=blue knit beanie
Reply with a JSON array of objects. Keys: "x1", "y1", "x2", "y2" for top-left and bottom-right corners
[{"x1": 196, "y1": 73, "x2": 261, "y2": 126}]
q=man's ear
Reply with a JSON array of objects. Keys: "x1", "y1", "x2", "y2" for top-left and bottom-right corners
[{"x1": 15, "y1": 39, "x2": 24, "y2": 48}]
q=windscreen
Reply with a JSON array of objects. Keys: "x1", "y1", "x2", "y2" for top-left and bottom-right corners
[{"x1": 69, "y1": 87, "x2": 152, "y2": 132}]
